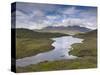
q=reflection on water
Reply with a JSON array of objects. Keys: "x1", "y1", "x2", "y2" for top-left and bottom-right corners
[{"x1": 16, "y1": 36, "x2": 83, "y2": 67}]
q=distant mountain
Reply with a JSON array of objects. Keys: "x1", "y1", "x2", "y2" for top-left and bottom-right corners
[
  {"x1": 43, "y1": 26, "x2": 91, "y2": 32},
  {"x1": 35, "y1": 26, "x2": 92, "y2": 35}
]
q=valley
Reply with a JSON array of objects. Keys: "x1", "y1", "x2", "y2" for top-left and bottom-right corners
[{"x1": 16, "y1": 28, "x2": 97, "y2": 73}]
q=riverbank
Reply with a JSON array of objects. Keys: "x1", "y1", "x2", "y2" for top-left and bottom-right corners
[
  {"x1": 16, "y1": 38, "x2": 54, "y2": 59},
  {"x1": 16, "y1": 36, "x2": 83, "y2": 67},
  {"x1": 16, "y1": 56, "x2": 96, "y2": 73},
  {"x1": 69, "y1": 30, "x2": 97, "y2": 69},
  {"x1": 16, "y1": 28, "x2": 67, "y2": 59},
  {"x1": 69, "y1": 30, "x2": 97, "y2": 57}
]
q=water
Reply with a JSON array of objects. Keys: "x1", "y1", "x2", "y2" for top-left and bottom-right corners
[{"x1": 16, "y1": 36, "x2": 83, "y2": 67}]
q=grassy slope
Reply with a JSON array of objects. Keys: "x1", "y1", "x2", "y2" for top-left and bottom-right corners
[
  {"x1": 70, "y1": 30, "x2": 97, "y2": 57},
  {"x1": 69, "y1": 30, "x2": 97, "y2": 68},
  {"x1": 16, "y1": 38, "x2": 54, "y2": 59},
  {"x1": 16, "y1": 30, "x2": 97, "y2": 73},
  {"x1": 16, "y1": 28, "x2": 67, "y2": 59},
  {"x1": 16, "y1": 28, "x2": 68, "y2": 38}
]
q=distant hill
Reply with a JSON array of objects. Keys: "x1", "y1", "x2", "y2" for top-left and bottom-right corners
[
  {"x1": 74, "y1": 29, "x2": 97, "y2": 38},
  {"x1": 16, "y1": 28, "x2": 68, "y2": 38},
  {"x1": 35, "y1": 26, "x2": 92, "y2": 35}
]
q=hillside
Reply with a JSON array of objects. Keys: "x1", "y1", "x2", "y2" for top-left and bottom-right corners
[
  {"x1": 70, "y1": 29, "x2": 97, "y2": 57},
  {"x1": 16, "y1": 28, "x2": 68, "y2": 38},
  {"x1": 16, "y1": 28, "x2": 68, "y2": 59},
  {"x1": 35, "y1": 26, "x2": 91, "y2": 35},
  {"x1": 74, "y1": 29, "x2": 97, "y2": 38}
]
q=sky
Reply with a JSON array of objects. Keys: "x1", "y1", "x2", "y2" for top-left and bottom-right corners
[{"x1": 12, "y1": 2, "x2": 97, "y2": 30}]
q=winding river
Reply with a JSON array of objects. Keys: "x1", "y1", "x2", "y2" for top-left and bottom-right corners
[{"x1": 16, "y1": 36, "x2": 83, "y2": 67}]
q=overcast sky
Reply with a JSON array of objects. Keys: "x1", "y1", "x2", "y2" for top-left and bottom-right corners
[{"x1": 13, "y1": 2, "x2": 97, "y2": 30}]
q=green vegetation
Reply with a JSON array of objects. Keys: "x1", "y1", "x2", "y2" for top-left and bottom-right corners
[
  {"x1": 16, "y1": 29, "x2": 97, "y2": 73},
  {"x1": 70, "y1": 30, "x2": 97, "y2": 57},
  {"x1": 16, "y1": 28, "x2": 68, "y2": 39},
  {"x1": 16, "y1": 56, "x2": 96, "y2": 73},
  {"x1": 69, "y1": 30, "x2": 97, "y2": 69},
  {"x1": 16, "y1": 28, "x2": 67, "y2": 59},
  {"x1": 16, "y1": 38, "x2": 54, "y2": 59}
]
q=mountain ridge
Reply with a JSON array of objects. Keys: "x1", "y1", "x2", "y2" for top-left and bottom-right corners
[{"x1": 35, "y1": 26, "x2": 92, "y2": 35}]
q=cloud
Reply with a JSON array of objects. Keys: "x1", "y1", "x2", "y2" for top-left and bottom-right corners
[
  {"x1": 46, "y1": 15, "x2": 58, "y2": 20},
  {"x1": 14, "y1": 2, "x2": 97, "y2": 30},
  {"x1": 61, "y1": 18, "x2": 97, "y2": 29},
  {"x1": 62, "y1": 7, "x2": 79, "y2": 15},
  {"x1": 45, "y1": 18, "x2": 97, "y2": 29}
]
